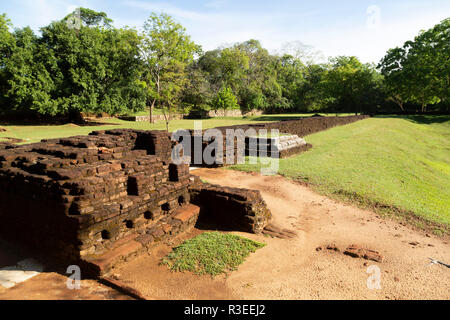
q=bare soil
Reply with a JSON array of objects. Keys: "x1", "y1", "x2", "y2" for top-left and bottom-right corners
[
  {"x1": 0, "y1": 236, "x2": 132, "y2": 300},
  {"x1": 0, "y1": 168, "x2": 448, "y2": 300},
  {"x1": 0, "y1": 137, "x2": 24, "y2": 143},
  {"x1": 0, "y1": 273, "x2": 133, "y2": 300},
  {"x1": 114, "y1": 168, "x2": 449, "y2": 300}
]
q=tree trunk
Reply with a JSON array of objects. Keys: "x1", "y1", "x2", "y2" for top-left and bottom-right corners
[
  {"x1": 396, "y1": 101, "x2": 405, "y2": 113},
  {"x1": 149, "y1": 74, "x2": 161, "y2": 124},
  {"x1": 150, "y1": 99, "x2": 155, "y2": 124},
  {"x1": 421, "y1": 103, "x2": 426, "y2": 113},
  {"x1": 162, "y1": 107, "x2": 170, "y2": 133}
]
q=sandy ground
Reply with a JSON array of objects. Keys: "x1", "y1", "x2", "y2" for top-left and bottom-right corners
[
  {"x1": 0, "y1": 168, "x2": 448, "y2": 300},
  {"x1": 114, "y1": 168, "x2": 449, "y2": 300},
  {"x1": 0, "y1": 273, "x2": 133, "y2": 300},
  {"x1": 0, "y1": 239, "x2": 132, "y2": 300}
]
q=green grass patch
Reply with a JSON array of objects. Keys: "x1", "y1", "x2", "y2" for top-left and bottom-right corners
[
  {"x1": 0, "y1": 117, "x2": 271, "y2": 144},
  {"x1": 0, "y1": 113, "x2": 347, "y2": 145},
  {"x1": 161, "y1": 232, "x2": 266, "y2": 276},
  {"x1": 119, "y1": 108, "x2": 166, "y2": 116},
  {"x1": 230, "y1": 116, "x2": 450, "y2": 230},
  {"x1": 247, "y1": 132, "x2": 292, "y2": 138}
]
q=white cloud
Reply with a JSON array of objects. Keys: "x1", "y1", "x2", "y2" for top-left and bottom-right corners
[
  {"x1": 302, "y1": 9, "x2": 449, "y2": 63},
  {"x1": 12, "y1": 0, "x2": 448, "y2": 64},
  {"x1": 123, "y1": 1, "x2": 215, "y2": 21},
  {"x1": 13, "y1": 0, "x2": 91, "y2": 31},
  {"x1": 184, "y1": 4, "x2": 448, "y2": 64},
  {"x1": 121, "y1": 1, "x2": 321, "y2": 53},
  {"x1": 204, "y1": 0, "x2": 227, "y2": 9},
  {"x1": 66, "y1": 5, "x2": 80, "y2": 14}
]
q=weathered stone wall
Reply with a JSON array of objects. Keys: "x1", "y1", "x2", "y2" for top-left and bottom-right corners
[
  {"x1": 0, "y1": 116, "x2": 368, "y2": 275},
  {"x1": 246, "y1": 135, "x2": 312, "y2": 159},
  {"x1": 263, "y1": 115, "x2": 369, "y2": 137},
  {"x1": 119, "y1": 114, "x2": 187, "y2": 122},
  {"x1": 189, "y1": 183, "x2": 272, "y2": 234},
  {"x1": 0, "y1": 129, "x2": 198, "y2": 276},
  {"x1": 184, "y1": 130, "x2": 242, "y2": 166},
  {"x1": 181, "y1": 115, "x2": 369, "y2": 166},
  {"x1": 0, "y1": 128, "x2": 275, "y2": 276},
  {"x1": 207, "y1": 109, "x2": 263, "y2": 118}
]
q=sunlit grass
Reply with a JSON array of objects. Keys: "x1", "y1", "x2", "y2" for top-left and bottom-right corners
[
  {"x1": 230, "y1": 116, "x2": 450, "y2": 228},
  {"x1": 0, "y1": 113, "x2": 350, "y2": 144},
  {"x1": 0, "y1": 117, "x2": 270, "y2": 144},
  {"x1": 161, "y1": 232, "x2": 265, "y2": 276}
]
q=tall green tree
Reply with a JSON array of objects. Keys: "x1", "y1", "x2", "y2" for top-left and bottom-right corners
[
  {"x1": 141, "y1": 12, "x2": 200, "y2": 123},
  {"x1": 235, "y1": 40, "x2": 282, "y2": 111},
  {"x1": 323, "y1": 56, "x2": 382, "y2": 114},
  {"x1": 275, "y1": 54, "x2": 306, "y2": 110},
  {"x1": 378, "y1": 47, "x2": 410, "y2": 112},
  {"x1": 379, "y1": 18, "x2": 449, "y2": 112},
  {"x1": 295, "y1": 63, "x2": 329, "y2": 112},
  {"x1": 197, "y1": 47, "x2": 249, "y2": 96},
  {"x1": 4, "y1": 8, "x2": 146, "y2": 117},
  {"x1": 0, "y1": 14, "x2": 15, "y2": 111},
  {"x1": 4, "y1": 26, "x2": 56, "y2": 115},
  {"x1": 181, "y1": 62, "x2": 213, "y2": 111},
  {"x1": 211, "y1": 87, "x2": 238, "y2": 114}
]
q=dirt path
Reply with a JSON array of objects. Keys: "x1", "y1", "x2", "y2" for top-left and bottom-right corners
[
  {"x1": 0, "y1": 273, "x2": 133, "y2": 300},
  {"x1": 2, "y1": 168, "x2": 447, "y2": 300},
  {"x1": 0, "y1": 239, "x2": 133, "y2": 300},
  {"x1": 116, "y1": 168, "x2": 449, "y2": 300}
]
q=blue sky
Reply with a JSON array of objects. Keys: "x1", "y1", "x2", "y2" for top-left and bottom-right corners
[{"x1": 1, "y1": 0, "x2": 449, "y2": 63}]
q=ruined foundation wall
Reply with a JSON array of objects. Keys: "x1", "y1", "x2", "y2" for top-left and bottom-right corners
[
  {"x1": 263, "y1": 115, "x2": 369, "y2": 137},
  {"x1": 0, "y1": 129, "x2": 193, "y2": 268},
  {"x1": 0, "y1": 128, "x2": 276, "y2": 276},
  {"x1": 182, "y1": 115, "x2": 369, "y2": 167},
  {"x1": 189, "y1": 183, "x2": 272, "y2": 234}
]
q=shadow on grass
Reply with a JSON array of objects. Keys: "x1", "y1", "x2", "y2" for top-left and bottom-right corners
[
  {"x1": 249, "y1": 115, "x2": 308, "y2": 122},
  {"x1": 375, "y1": 115, "x2": 450, "y2": 125},
  {"x1": 0, "y1": 119, "x2": 118, "y2": 127}
]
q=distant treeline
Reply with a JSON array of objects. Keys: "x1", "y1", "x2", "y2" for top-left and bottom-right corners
[{"x1": 0, "y1": 8, "x2": 448, "y2": 120}]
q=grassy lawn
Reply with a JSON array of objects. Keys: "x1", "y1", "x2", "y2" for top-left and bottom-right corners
[
  {"x1": 2, "y1": 113, "x2": 447, "y2": 231},
  {"x1": 0, "y1": 117, "x2": 271, "y2": 144},
  {"x1": 230, "y1": 116, "x2": 450, "y2": 231},
  {"x1": 161, "y1": 232, "x2": 265, "y2": 276},
  {"x1": 0, "y1": 113, "x2": 349, "y2": 144},
  {"x1": 119, "y1": 108, "x2": 165, "y2": 116}
]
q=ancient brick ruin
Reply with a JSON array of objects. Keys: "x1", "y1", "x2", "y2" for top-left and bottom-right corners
[
  {"x1": 246, "y1": 135, "x2": 312, "y2": 158},
  {"x1": 190, "y1": 183, "x2": 272, "y2": 234},
  {"x1": 0, "y1": 115, "x2": 368, "y2": 277},
  {"x1": 183, "y1": 115, "x2": 368, "y2": 166},
  {"x1": 0, "y1": 129, "x2": 272, "y2": 277}
]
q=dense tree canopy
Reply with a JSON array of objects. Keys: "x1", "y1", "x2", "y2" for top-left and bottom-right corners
[
  {"x1": 141, "y1": 13, "x2": 200, "y2": 123},
  {"x1": 0, "y1": 9, "x2": 448, "y2": 119},
  {"x1": 323, "y1": 56, "x2": 383, "y2": 115},
  {"x1": 211, "y1": 87, "x2": 238, "y2": 113},
  {"x1": 2, "y1": 9, "x2": 147, "y2": 117},
  {"x1": 379, "y1": 18, "x2": 449, "y2": 112},
  {"x1": 0, "y1": 14, "x2": 15, "y2": 109}
]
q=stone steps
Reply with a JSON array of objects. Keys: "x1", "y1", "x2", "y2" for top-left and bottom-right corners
[
  {"x1": 81, "y1": 203, "x2": 200, "y2": 277},
  {"x1": 246, "y1": 134, "x2": 309, "y2": 158}
]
